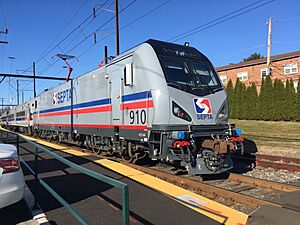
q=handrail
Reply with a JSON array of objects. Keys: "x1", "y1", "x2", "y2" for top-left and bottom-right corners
[{"x1": 0, "y1": 129, "x2": 130, "y2": 225}]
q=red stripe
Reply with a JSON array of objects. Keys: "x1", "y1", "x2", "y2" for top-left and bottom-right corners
[
  {"x1": 120, "y1": 100, "x2": 153, "y2": 110},
  {"x1": 120, "y1": 125, "x2": 147, "y2": 130},
  {"x1": 36, "y1": 123, "x2": 147, "y2": 130},
  {"x1": 35, "y1": 106, "x2": 112, "y2": 118}
]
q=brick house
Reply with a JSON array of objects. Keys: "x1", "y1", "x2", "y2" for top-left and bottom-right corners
[{"x1": 216, "y1": 50, "x2": 300, "y2": 90}]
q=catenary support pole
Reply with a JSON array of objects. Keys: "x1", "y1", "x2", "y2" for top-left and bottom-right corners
[
  {"x1": 33, "y1": 62, "x2": 36, "y2": 98},
  {"x1": 115, "y1": 0, "x2": 120, "y2": 56}
]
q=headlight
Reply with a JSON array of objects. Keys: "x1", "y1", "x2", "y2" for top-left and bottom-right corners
[
  {"x1": 217, "y1": 101, "x2": 228, "y2": 121},
  {"x1": 172, "y1": 101, "x2": 192, "y2": 122}
]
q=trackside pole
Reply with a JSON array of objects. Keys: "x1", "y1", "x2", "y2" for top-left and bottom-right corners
[
  {"x1": 33, "y1": 146, "x2": 39, "y2": 209},
  {"x1": 122, "y1": 185, "x2": 130, "y2": 225}
]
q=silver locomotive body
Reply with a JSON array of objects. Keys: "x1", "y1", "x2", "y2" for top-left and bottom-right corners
[{"x1": 1, "y1": 40, "x2": 242, "y2": 174}]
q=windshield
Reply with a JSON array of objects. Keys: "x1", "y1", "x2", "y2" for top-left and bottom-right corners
[{"x1": 161, "y1": 56, "x2": 222, "y2": 94}]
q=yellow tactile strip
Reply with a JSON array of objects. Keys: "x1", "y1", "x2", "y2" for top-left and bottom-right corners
[
  {"x1": 7, "y1": 130, "x2": 248, "y2": 225},
  {"x1": 96, "y1": 159, "x2": 248, "y2": 225}
]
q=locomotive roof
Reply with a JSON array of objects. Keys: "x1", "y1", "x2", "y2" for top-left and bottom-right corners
[
  {"x1": 145, "y1": 39, "x2": 210, "y2": 61},
  {"x1": 15, "y1": 39, "x2": 210, "y2": 107}
]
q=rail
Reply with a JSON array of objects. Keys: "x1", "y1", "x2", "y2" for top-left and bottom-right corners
[{"x1": 0, "y1": 129, "x2": 130, "y2": 225}]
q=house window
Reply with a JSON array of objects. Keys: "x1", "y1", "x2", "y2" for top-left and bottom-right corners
[
  {"x1": 261, "y1": 67, "x2": 272, "y2": 77},
  {"x1": 261, "y1": 68, "x2": 267, "y2": 77},
  {"x1": 219, "y1": 75, "x2": 227, "y2": 84},
  {"x1": 284, "y1": 63, "x2": 298, "y2": 75},
  {"x1": 237, "y1": 72, "x2": 248, "y2": 81}
]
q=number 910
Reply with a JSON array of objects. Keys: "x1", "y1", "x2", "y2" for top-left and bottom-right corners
[{"x1": 129, "y1": 110, "x2": 146, "y2": 124}]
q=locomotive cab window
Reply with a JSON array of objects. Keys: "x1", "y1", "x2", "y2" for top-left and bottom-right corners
[{"x1": 160, "y1": 56, "x2": 222, "y2": 95}]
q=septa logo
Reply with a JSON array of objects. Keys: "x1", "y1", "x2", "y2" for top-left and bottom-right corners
[
  {"x1": 193, "y1": 98, "x2": 212, "y2": 114},
  {"x1": 53, "y1": 92, "x2": 58, "y2": 105}
]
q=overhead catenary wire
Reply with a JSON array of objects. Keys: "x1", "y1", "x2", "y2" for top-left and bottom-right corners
[
  {"x1": 21, "y1": 0, "x2": 111, "y2": 74},
  {"x1": 39, "y1": 0, "x2": 137, "y2": 75},
  {"x1": 0, "y1": 0, "x2": 7, "y2": 28},
  {"x1": 34, "y1": 0, "x2": 89, "y2": 64},
  {"x1": 59, "y1": 1, "x2": 115, "y2": 55},
  {"x1": 75, "y1": 0, "x2": 172, "y2": 61},
  {"x1": 19, "y1": 0, "x2": 113, "y2": 92},
  {"x1": 167, "y1": 0, "x2": 275, "y2": 42}
]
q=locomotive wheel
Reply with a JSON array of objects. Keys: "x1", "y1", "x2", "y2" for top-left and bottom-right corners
[
  {"x1": 121, "y1": 142, "x2": 139, "y2": 163},
  {"x1": 92, "y1": 147, "x2": 101, "y2": 155},
  {"x1": 121, "y1": 151, "x2": 137, "y2": 163}
]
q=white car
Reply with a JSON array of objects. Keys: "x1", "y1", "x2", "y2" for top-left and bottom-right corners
[{"x1": 0, "y1": 144, "x2": 25, "y2": 209}]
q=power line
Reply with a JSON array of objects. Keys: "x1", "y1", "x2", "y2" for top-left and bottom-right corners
[
  {"x1": 35, "y1": 0, "x2": 89, "y2": 64},
  {"x1": 273, "y1": 40, "x2": 300, "y2": 45},
  {"x1": 59, "y1": 1, "x2": 115, "y2": 55},
  {"x1": 39, "y1": 0, "x2": 137, "y2": 75},
  {"x1": 21, "y1": 0, "x2": 111, "y2": 74},
  {"x1": 0, "y1": 0, "x2": 7, "y2": 28},
  {"x1": 277, "y1": 15, "x2": 300, "y2": 23},
  {"x1": 120, "y1": 0, "x2": 171, "y2": 31},
  {"x1": 76, "y1": 0, "x2": 172, "y2": 61},
  {"x1": 212, "y1": 44, "x2": 265, "y2": 59},
  {"x1": 168, "y1": 0, "x2": 275, "y2": 42}
]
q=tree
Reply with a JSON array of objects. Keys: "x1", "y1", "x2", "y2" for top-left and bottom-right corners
[
  {"x1": 234, "y1": 79, "x2": 243, "y2": 119},
  {"x1": 263, "y1": 75, "x2": 274, "y2": 120},
  {"x1": 242, "y1": 53, "x2": 264, "y2": 62},
  {"x1": 257, "y1": 78, "x2": 266, "y2": 120},
  {"x1": 284, "y1": 79, "x2": 296, "y2": 120},
  {"x1": 272, "y1": 79, "x2": 285, "y2": 120},
  {"x1": 247, "y1": 83, "x2": 258, "y2": 120},
  {"x1": 226, "y1": 80, "x2": 234, "y2": 118},
  {"x1": 296, "y1": 78, "x2": 300, "y2": 121},
  {"x1": 257, "y1": 76, "x2": 273, "y2": 120}
]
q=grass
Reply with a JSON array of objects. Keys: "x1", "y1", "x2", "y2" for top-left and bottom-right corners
[{"x1": 229, "y1": 119, "x2": 300, "y2": 150}]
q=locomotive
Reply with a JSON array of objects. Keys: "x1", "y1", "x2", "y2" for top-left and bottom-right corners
[{"x1": 1, "y1": 39, "x2": 243, "y2": 174}]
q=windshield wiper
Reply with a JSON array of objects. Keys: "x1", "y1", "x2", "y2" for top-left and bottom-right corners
[
  {"x1": 167, "y1": 83, "x2": 183, "y2": 90},
  {"x1": 211, "y1": 87, "x2": 224, "y2": 93},
  {"x1": 192, "y1": 85, "x2": 224, "y2": 94},
  {"x1": 192, "y1": 85, "x2": 213, "y2": 94}
]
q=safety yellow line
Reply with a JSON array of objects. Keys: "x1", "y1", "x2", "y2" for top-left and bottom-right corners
[
  {"x1": 3, "y1": 128, "x2": 248, "y2": 225},
  {"x1": 96, "y1": 159, "x2": 248, "y2": 225}
]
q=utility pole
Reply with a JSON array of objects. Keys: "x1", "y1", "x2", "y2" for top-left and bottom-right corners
[
  {"x1": 33, "y1": 62, "x2": 36, "y2": 98},
  {"x1": 0, "y1": 98, "x2": 4, "y2": 110},
  {"x1": 267, "y1": 17, "x2": 272, "y2": 75},
  {"x1": 115, "y1": 0, "x2": 120, "y2": 55},
  {"x1": 17, "y1": 80, "x2": 19, "y2": 105}
]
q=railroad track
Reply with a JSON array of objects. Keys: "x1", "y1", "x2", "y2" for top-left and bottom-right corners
[
  {"x1": 7, "y1": 131, "x2": 300, "y2": 214},
  {"x1": 232, "y1": 153, "x2": 300, "y2": 172},
  {"x1": 55, "y1": 142, "x2": 300, "y2": 212}
]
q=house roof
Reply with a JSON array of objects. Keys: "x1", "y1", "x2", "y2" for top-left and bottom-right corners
[{"x1": 216, "y1": 50, "x2": 300, "y2": 72}]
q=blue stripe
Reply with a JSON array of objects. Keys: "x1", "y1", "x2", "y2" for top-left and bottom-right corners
[
  {"x1": 36, "y1": 98, "x2": 111, "y2": 115},
  {"x1": 122, "y1": 91, "x2": 152, "y2": 102},
  {"x1": 16, "y1": 117, "x2": 26, "y2": 121}
]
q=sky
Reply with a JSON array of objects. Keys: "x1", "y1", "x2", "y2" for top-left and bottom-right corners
[{"x1": 0, "y1": 0, "x2": 300, "y2": 105}]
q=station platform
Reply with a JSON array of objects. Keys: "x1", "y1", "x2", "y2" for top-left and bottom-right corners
[{"x1": 1, "y1": 131, "x2": 248, "y2": 225}]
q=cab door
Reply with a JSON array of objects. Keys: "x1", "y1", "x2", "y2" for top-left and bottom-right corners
[{"x1": 110, "y1": 68, "x2": 123, "y2": 126}]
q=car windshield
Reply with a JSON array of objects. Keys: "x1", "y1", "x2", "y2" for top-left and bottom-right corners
[{"x1": 161, "y1": 57, "x2": 221, "y2": 89}]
